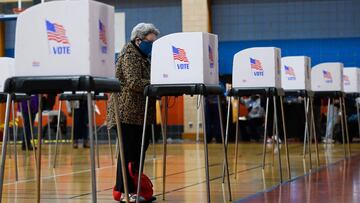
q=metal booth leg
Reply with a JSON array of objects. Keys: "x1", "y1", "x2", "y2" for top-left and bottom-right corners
[
  {"x1": 302, "y1": 98, "x2": 308, "y2": 158},
  {"x1": 273, "y1": 96, "x2": 283, "y2": 183},
  {"x1": 310, "y1": 97, "x2": 320, "y2": 167},
  {"x1": 107, "y1": 128, "x2": 114, "y2": 165},
  {"x1": 262, "y1": 96, "x2": 270, "y2": 171},
  {"x1": 53, "y1": 100, "x2": 62, "y2": 168},
  {"x1": 19, "y1": 104, "x2": 29, "y2": 153},
  {"x1": 162, "y1": 97, "x2": 168, "y2": 200},
  {"x1": 217, "y1": 95, "x2": 232, "y2": 201},
  {"x1": 11, "y1": 100, "x2": 19, "y2": 181},
  {"x1": 114, "y1": 98, "x2": 130, "y2": 203},
  {"x1": 70, "y1": 103, "x2": 75, "y2": 165},
  {"x1": 196, "y1": 95, "x2": 201, "y2": 143},
  {"x1": 339, "y1": 96, "x2": 346, "y2": 158},
  {"x1": 234, "y1": 97, "x2": 240, "y2": 179},
  {"x1": 303, "y1": 97, "x2": 312, "y2": 171},
  {"x1": 341, "y1": 96, "x2": 351, "y2": 156},
  {"x1": 27, "y1": 100, "x2": 38, "y2": 170},
  {"x1": 0, "y1": 94, "x2": 13, "y2": 200},
  {"x1": 279, "y1": 96, "x2": 291, "y2": 180},
  {"x1": 93, "y1": 101, "x2": 100, "y2": 168},
  {"x1": 222, "y1": 97, "x2": 231, "y2": 182},
  {"x1": 201, "y1": 95, "x2": 211, "y2": 203},
  {"x1": 136, "y1": 96, "x2": 150, "y2": 203},
  {"x1": 86, "y1": 92, "x2": 98, "y2": 203},
  {"x1": 36, "y1": 94, "x2": 43, "y2": 203},
  {"x1": 151, "y1": 124, "x2": 156, "y2": 159}
]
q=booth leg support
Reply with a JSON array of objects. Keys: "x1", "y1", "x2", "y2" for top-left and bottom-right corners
[
  {"x1": 136, "y1": 97, "x2": 150, "y2": 203},
  {"x1": 87, "y1": 93, "x2": 97, "y2": 203},
  {"x1": 36, "y1": 94, "x2": 43, "y2": 203},
  {"x1": 262, "y1": 97, "x2": 270, "y2": 171},
  {"x1": 234, "y1": 97, "x2": 240, "y2": 179},
  {"x1": 217, "y1": 96, "x2": 232, "y2": 201},
  {"x1": 273, "y1": 96, "x2": 283, "y2": 183},
  {"x1": 11, "y1": 101, "x2": 19, "y2": 181},
  {"x1": 53, "y1": 101, "x2": 62, "y2": 168},
  {"x1": 222, "y1": 98, "x2": 231, "y2": 182},
  {"x1": 114, "y1": 99, "x2": 130, "y2": 203},
  {"x1": 279, "y1": 96, "x2": 291, "y2": 180},
  {"x1": 0, "y1": 94, "x2": 13, "y2": 201},
  {"x1": 201, "y1": 95, "x2": 211, "y2": 203}
]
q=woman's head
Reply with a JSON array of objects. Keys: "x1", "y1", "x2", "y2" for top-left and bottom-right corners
[
  {"x1": 130, "y1": 23, "x2": 159, "y2": 57},
  {"x1": 131, "y1": 23, "x2": 160, "y2": 42}
]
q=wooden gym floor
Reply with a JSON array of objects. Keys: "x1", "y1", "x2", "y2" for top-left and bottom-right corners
[{"x1": 0, "y1": 142, "x2": 359, "y2": 202}]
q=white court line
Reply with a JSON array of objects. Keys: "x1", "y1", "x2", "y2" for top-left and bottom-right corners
[{"x1": 4, "y1": 156, "x2": 167, "y2": 186}]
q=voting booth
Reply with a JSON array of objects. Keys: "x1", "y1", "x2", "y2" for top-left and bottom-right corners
[
  {"x1": 14, "y1": 0, "x2": 115, "y2": 77},
  {"x1": 151, "y1": 32, "x2": 219, "y2": 85},
  {"x1": 310, "y1": 62, "x2": 350, "y2": 159},
  {"x1": 227, "y1": 47, "x2": 291, "y2": 183},
  {"x1": 311, "y1": 63, "x2": 344, "y2": 92},
  {"x1": 281, "y1": 56, "x2": 311, "y2": 91},
  {"x1": 0, "y1": 1, "x2": 126, "y2": 203},
  {"x1": 343, "y1": 67, "x2": 360, "y2": 93},
  {"x1": 139, "y1": 32, "x2": 231, "y2": 203},
  {"x1": 232, "y1": 47, "x2": 281, "y2": 88},
  {"x1": 0, "y1": 57, "x2": 15, "y2": 92}
]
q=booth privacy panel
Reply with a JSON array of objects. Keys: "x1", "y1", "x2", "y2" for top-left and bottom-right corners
[
  {"x1": 311, "y1": 62, "x2": 344, "y2": 92},
  {"x1": 14, "y1": 0, "x2": 115, "y2": 77},
  {"x1": 281, "y1": 56, "x2": 311, "y2": 91},
  {"x1": 151, "y1": 32, "x2": 219, "y2": 85},
  {"x1": 343, "y1": 67, "x2": 360, "y2": 93},
  {"x1": 0, "y1": 57, "x2": 15, "y2": 92},
  {"x1": 232, "y1": 47, "x2": 281, "y2": 88}
]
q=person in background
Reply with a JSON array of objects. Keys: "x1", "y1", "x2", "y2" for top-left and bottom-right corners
[
  {"x1": 107, "y1": 23, "x2": 159, "y2": 202},
  {"x1": 19, "y1": 95, "x2": 38, "y2": 151},
  {"x1": 241, "y1": 95, "x2": 265, "y2": 141}
]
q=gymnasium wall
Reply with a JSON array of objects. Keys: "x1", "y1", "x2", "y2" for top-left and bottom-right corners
[{"x1": 211, "y1": 0, "x2": 360, "y2": 74}]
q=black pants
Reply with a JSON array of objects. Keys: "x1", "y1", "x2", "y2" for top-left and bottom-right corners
[
  {"x1": 21, "y1": 111, "x2": 36, "y2": 148},
  {"x1": 116, "y1": 123, "x2": 151, "y2": 193},
  {"x1": 74, "y1": 100, "x2": 88, "y2": 141}
]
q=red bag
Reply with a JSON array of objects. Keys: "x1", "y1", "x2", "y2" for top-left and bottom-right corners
[{"x1": 128, "y1": 162, "x2": 153, "y2": 201}]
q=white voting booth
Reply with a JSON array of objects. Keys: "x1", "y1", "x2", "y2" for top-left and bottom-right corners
[
  {"x1": 343, "y1": 67, "x2": 360, "y2": 93},
  {"x1": 0, "y1": 1, "x2": 122, "y2": 203},
  {"x1": 311, "y1": 62, "x2": 350, "y2": 159},
  {"x1": 151, "y1": 32, "x2": 219, "y2": 85},
  {"x1": 0, "y1": 57, "x2": 15, "y2": 92},
  {"x1": 232, "y1": 47, "x2": 281, "y2": 88},
  {"x1": 142, "y1": 32, "x2": 232, "y2": 203},
  {"x1": 229, "y1": 47, "x2": 291, "y2": 183},
  {"x1": 311, "y1": 63, "x2": 344, "y2": 92},
  {"x1": 15, "y1": 0, "x2": 115, "y2": 77},
  {"x1": 281, "y1": 56, "x2": 311, "y2": 91}
]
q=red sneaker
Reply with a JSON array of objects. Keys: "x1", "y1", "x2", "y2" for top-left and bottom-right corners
[
  {"x1": 128, "y1": 162, "x2": 154, "y2": 201},
  {"x1": 113, "y1": 186, "x2": 122, "y2": 202}
]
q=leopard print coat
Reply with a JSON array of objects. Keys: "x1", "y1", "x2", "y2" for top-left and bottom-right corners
[{"x1": 106, "y1": 42, "x2": 155, "y2": 128}]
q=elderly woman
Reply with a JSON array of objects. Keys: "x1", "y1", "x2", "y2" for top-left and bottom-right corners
[{"x1": 107, "y1": 23, "x2": 159, "y2": 202}]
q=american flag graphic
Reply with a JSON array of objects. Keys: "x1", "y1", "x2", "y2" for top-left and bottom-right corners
[
  {"x1": 209, "y1": 46, "x2": 214, "y2": 63},
  {"x1": 46, "y1": 20, "x2": 69, "y2": 44},
  {"x1": 343, "y1": 75, "x2": 350, "y2": 84},
  {"x1": 172, "y1": 46, "x2": 189, "y2": 62},
  {"x1": 250, "y1": 58, "x2": 263, "y2": 71},
  {"x1": 323, "y1": 70, "x2": 332, "y2": 80},
  {"x1": 99, "y1": 20, "x2": 107, "y2": 45},
  {"x1": 285, "y1": 65, "x2": 296, "y2": 77}
]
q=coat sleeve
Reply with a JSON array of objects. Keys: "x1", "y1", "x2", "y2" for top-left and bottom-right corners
[{"x1": 122, "y1": 53, "x2": 150, "y2": 93}]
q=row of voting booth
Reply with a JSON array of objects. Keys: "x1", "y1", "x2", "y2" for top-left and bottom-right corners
[{"x1": 0, "y1": 0, "x2": 359, "y2": 203}]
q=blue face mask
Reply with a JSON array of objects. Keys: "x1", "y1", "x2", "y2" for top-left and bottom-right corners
[{"x1": 139, "y1": 40, "x2": 153, "y2": 58}]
